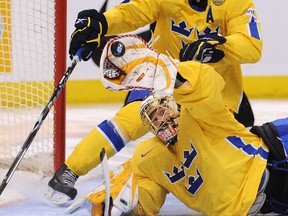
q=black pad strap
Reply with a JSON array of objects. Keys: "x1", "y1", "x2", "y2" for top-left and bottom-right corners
[
  {"x1": 250, "y1": 122, "x2": 286, "y2": 164},
  {"x1": 176, "y1": 72, "x2": 187, "y2": 83}
]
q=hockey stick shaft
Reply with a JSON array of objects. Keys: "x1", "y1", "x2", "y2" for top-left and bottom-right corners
[
  {"x1": 0, "y1": 49, "x2": 82, "y2": 196},
  {"x1": 100, "y1": 148, "x2": 110, "y2": 216}
]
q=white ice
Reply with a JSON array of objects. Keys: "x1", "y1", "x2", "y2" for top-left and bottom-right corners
[{"x1": 0, "y1": 99, "x2": 288, "y2": 216}]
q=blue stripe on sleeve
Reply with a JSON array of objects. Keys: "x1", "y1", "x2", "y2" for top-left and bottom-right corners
[
  {"x1": 249, "y1": 22, "x2": 260, "y2": 40},
  {"x1": 248, "y1": 16, "x2": 260, "y2": 40},
  {"x1": 227, "y1": 136, "x2": 268, "y2": 160},
  {"x1": 98, "y1": 120, "x2": 125, "y2": 152}
]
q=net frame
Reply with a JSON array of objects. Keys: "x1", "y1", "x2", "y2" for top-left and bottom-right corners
[{"x1": 0, "y1": 0, "x2": 66, "y2": 174}]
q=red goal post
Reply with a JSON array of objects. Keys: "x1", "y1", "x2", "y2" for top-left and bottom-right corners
[
  {"x1": 0, "y1": 0, "x2": 67, "y2": 174},
  {"x1": 54, "y1": 0, "x2": 67, "y2": 172}
]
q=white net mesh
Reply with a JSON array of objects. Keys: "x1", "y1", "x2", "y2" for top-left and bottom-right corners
[{"x1": 0, "y1": 0, "x2": 58, "y2": 174}]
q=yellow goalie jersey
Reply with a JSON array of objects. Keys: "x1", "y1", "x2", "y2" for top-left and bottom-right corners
[
  {"x1": 104, "y1": 0, "x2": 262, "y2": 113},
  {"x1": 131, "y1": 62, "x2": 268, "y2": 215}
]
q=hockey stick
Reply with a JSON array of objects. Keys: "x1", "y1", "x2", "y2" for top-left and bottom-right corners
[
  {"x1": 100, "y1": 148, "x2": 110, "y2": 216},
  {"x1": 0, "y1": 49, "x2": 83, "y2": 196}
]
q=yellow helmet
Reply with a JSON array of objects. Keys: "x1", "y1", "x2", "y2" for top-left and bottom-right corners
[{"x1": 140, "y1": 92, "x2": 180, "y2": 145}]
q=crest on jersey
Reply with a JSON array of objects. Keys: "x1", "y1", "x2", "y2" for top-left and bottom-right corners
[{"x1": 212, "y1": 0, "x2": 225, "y2": 6}]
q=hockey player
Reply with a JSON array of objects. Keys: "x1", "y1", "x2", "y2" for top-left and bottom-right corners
[
  {"x1": 45, "y1": 0, "x2": 263, "y2": 207},
  {"x1": 63, "y1": 35, "x2": 288, "y2": 216},
  {"x1": 65, "y1": 35, "x2": 288, "y2": 216}
]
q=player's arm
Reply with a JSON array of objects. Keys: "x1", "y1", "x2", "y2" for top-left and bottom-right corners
[
  {"x1": 219, "y1": 0, "x2": 262, "y2": 65},
  {"x1": 174, "y1": 62, "x2": 227, "y2": 119},
  {"x1": 104, "y1": 0, "x2": 158, "y2": 36},
  {"x1": 180, "y1": 0, "x2": 262, "y2": 66},
  {"x1": 174, "y1": 61, "x2": 249, "y2": 137},
  {"x1": 69, "y1": 0, "x2": 158, "y2": 61}
]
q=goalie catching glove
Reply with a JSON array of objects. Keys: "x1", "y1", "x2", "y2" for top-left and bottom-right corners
[
  {"x1": 69, "y1": 9, "x2": 108, "y2": 61},
  {"x1": 65, "y1": 160, "x2": 138, "y2": 216},
  {"x1": 179, "y1": 34, "x2": 226, "y2": 63},
  {"x1": 99, "y1": 34, "x2": 179, "y2": 96}
]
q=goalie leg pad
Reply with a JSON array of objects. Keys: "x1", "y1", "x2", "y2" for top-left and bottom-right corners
[{"x1": 83, "y1": 160, "x2": 138, "y2": 216}]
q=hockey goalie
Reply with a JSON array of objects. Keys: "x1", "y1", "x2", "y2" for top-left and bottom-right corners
[{"x1": 64, "y1": 35, "x2": 288, "y2": 216}]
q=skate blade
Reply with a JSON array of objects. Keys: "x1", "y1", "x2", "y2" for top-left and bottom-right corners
[{"x1": 42, "y1": 186, "x2": 71, "y2": 206}]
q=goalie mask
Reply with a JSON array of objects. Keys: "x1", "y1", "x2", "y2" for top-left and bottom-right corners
[
  {"x1": 140, "y1": 92, "x2": 180, "y2": 145},
  {"x1": 99, "y1": 34, "x2": 179, "y2": 95}
]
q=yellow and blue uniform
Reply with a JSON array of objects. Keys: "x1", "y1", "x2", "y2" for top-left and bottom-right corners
[
  {"x1": 131, "y1": 61, "x2": 268, "y2": 215},
  {"x1": 105, "y1": 0, "x2": 262, "y2": 113},
  {"x1": 66, "y1": 0, "x2": 262, "y2": 178}
]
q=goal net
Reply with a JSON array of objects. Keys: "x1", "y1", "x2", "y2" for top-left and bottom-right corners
[{"x1": 0, "y1": 0, "x2": 66, "y2": 175}]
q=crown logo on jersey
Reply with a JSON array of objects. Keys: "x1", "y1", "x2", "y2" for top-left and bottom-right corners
[
  {"x1": 171, "y1": 19, "x2": 193, "y2": 37},
  {"x1": 212, "y1": 0, "x2": 225, "y2": 6},
  {"x1": 196, "y1": 26, "x2": 220, "y2": 40}
]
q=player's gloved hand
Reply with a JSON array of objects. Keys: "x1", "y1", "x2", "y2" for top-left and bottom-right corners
[
  {"x1": 179, "y1": 34, "x2": 226, "y2": 63},
  {"x1": 69, "y1": 9, "x2": 108, "y2": 61}
]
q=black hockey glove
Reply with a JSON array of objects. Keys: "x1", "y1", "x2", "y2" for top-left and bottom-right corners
[
  {"x1": 69, "y1": 9, "x2": 108, "y2": 61},
  {"x1": 179, "y1": 34, "x2": 226, "y2": 63}
]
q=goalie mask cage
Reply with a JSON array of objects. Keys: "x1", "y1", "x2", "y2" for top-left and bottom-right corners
[{"x1": 0, "y1": 0, "x2": 66, "y2": 174}]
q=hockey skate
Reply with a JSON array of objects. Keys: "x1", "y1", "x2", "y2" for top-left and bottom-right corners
[{"x1": 44, "y1": 164, "x2": 78, "y2": 205}]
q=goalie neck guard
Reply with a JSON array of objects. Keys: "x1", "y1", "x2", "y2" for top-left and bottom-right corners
[
  {"x1": 140, "y1": 92, "x2": 180, "y2": 145},
  {"x1": 99, "y1": 34, "x2": 179, "y2": 95}
]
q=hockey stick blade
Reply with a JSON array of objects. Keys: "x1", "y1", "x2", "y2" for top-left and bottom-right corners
[
  {"x1": 0, "y1": 49, "x2": 83, "y2": 196},
  {"x1": 100, "y1": 148, "x2": 110, "y2": 216}
]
